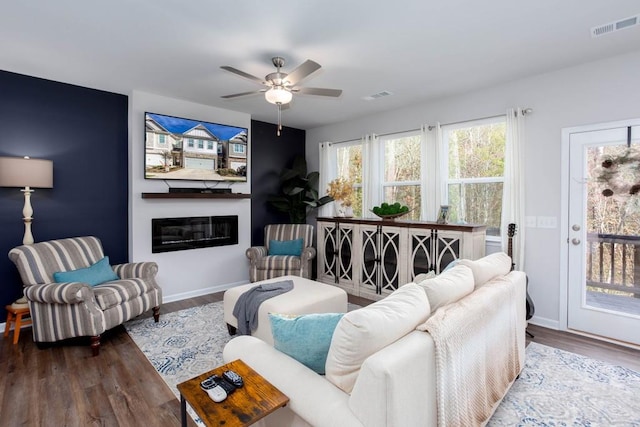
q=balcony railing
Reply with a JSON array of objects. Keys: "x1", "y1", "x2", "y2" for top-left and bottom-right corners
[
  {"x1": 585, "y1": 232, "x2": 640, "y2": 316},
  {"x1": 586, "y1": 232, "x2": 640, "y2": 297}
]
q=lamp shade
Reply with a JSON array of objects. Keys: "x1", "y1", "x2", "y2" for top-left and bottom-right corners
[
  {"x1": 0, "y1": 156, "x2": 53, "y2": 188},
  {"x1": 265, "y1": 87, "x2": 293, "y2": 105}
]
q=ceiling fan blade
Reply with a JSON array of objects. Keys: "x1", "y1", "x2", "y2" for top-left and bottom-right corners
[
  {"x1": 284, "y1": 60, "x2": 321, "y2": 85},
  {"x1": 221, "y1": 90, "x2": 265, "y2": 99},
  {"x1": 293, "y1": 87, "x2": 342, "y2": 97},
  {"x1": 220, "y1": 66, "x2": 265, "y2": 85}
]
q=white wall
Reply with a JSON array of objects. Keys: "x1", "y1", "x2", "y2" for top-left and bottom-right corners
[
  {"x1": 129, "y1": 91, "x2": 251, "y2": 302},
  {"x1": 306, "y1": 50, "x2": 640, "y2": 330}
]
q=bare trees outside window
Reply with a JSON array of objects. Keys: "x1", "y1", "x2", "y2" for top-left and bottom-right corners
[{"x1": 444, "y1": 120, "x2": 506, "y2": 237}]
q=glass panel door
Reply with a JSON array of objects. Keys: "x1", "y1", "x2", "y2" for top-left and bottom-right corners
[{"x1": 567, "y1": 125, "x2": 640, "y2": 345}]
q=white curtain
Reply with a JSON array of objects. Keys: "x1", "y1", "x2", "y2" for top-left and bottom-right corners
[
  {"x1": 420, "y1": 125, "x2": 430, "y2": 220},
  {"x1": 362, "y1": 133, "x2": 381, "y2": 218},
  {"x1": 423, "y1": 123, "x2": 444, "y2": 221},
  {"x1": 318, "y1": 141, "x2": 336, "y2": 218},
  {"x1": 502, "y1": 108, "x2": 526, "y2": 269}
]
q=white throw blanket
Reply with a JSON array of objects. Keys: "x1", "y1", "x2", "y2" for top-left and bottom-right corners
[{"x1": 421, "y1": 277, "x2": 522, "y2": 427}]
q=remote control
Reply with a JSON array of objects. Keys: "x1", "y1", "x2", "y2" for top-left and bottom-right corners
[
  {"x1": 222, "y1": 370, "x2": 244, "y2": 388},
  {"x1": 206, "y1": 385, "x2": 228, "y2": 403},
  {"x1": 217, "y1": 378, "x2": 237, "y2": 395},
  {"x1": 200, "y1": 375, "x2": 221, "y2": 391}
]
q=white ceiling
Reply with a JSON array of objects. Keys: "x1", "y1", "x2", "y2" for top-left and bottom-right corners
[{"x1": 2, "y1": 1, "x2": 640, "y2": 130}]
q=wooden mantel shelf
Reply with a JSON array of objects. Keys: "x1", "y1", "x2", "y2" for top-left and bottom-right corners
[{"x1": 141, "y1": 192, "x2": 251, "y2": 199}]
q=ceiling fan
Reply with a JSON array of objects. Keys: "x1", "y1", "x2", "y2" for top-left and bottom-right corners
[{"x1": 220, "y1": 57, "x2": 342, "y2": 135}]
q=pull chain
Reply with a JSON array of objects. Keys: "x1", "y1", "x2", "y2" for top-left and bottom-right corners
[{"x1": 277, "y1": 103, "x2": 282, "y2": 136}]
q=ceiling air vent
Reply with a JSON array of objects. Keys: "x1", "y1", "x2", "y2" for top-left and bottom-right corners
[
  {"x1": 591, "y1": 14, "x2": 639, "y2": 38},
  {"x1": 363, "y1": 90, "x2": 393, "y2": 101}
]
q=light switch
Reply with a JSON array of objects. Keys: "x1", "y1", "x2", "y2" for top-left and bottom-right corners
[
  {"x1": 537, "y1": 216, "x2": 557, "y2": 229},
  {"x1": 525, "y1": 216, "x2": 537, "y2": 228}
]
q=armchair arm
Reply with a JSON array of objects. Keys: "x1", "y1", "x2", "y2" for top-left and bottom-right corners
[
  {"x1": 25, "y1": 282, "x2": 92, "y2": 304},
  {"x1": 246, "y1": 246, "x2": 268, "y2": 265},
  {"x1": 301, "y1": 247, "x2": 316, "y2": 262},
  {"x1": 112, "y1": 262, "x2": 158, "y2": 279}
]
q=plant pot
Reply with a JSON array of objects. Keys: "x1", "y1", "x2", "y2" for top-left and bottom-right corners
[
  {"x1": 334, "y1": 202, "x2": 354, "y2": 218},
  {"x1": 344, "y1": 205, "x2": 354, "y2": 218}
]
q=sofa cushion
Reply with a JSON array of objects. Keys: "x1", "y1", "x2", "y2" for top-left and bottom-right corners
[
  {"x1": 53, "y1": 256, "x2": 119, "y2": 287},
  {"x1": 93, "y1": 278, "x2": 155, "y2": 310},
  {"x1": 458, "y1": 252, "x2": 512, "y2": 288},
  {"x1": 269, "y1": 238, "x2": 304, "y2": 256},
  {"x1": 416, "y1": 264, "x2": 474, "y2": 314},
  {"x1": 269, "y1": 312, "x2": 344, "y2": 374},
  {"x1": 325, "y1": 283, "x2": 430, "y2": 393},
  {"x1": 256, "y1": 255, "x2": 301, "y2": 270}
]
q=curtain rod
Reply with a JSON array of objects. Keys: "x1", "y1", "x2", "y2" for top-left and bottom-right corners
[
  {"x1": 328, "y1": 127, "x2": 421, "y2": 146},
  {"x1": 428, "y1": 108, "x2": 533, "y2": 131},
  {"x1": 327, "y1": 108, "x2": 533, "y2": 145}
]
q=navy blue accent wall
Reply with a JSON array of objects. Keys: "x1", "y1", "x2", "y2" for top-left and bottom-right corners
[
  {"x1": 250, "y1": 120, "x2": 305, "y2": 246},
  {"x1": 0, "y1": 70, "x2": 128, "y2": 322}
]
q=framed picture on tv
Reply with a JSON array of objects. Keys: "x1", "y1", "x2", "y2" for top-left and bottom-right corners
[{"x1": 145, "y1": 112, "x2": 248, "y2": 182}]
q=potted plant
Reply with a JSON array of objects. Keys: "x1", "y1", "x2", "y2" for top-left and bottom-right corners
[{"x1": 268, "y1": 156, "x2": 333, "y2": 224}]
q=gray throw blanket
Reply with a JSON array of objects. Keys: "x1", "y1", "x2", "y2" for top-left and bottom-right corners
[{"x1": 232, "y1": 280, "x2": 294, "y2": 335}]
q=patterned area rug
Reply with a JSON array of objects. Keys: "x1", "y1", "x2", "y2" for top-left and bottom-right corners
[
  {"x1": 125, "y1": 302, "x2": 640, "y2": 426},
  {"x1": 489, "y1": 342, "x2": 640, "y2": 426}
]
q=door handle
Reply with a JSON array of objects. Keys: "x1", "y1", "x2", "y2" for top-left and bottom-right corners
[{"x1": 571, "y1": 238, "x2": 581, "y2": 245}]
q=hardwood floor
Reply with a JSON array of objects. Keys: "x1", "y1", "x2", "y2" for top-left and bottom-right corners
[{"x1": 1, "y1": 293, "x2": 638, "y2": 427}]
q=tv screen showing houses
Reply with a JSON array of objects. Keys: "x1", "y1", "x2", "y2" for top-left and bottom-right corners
[{"x1": 145, "y1": 112, "x2": 248, "y2": 182}]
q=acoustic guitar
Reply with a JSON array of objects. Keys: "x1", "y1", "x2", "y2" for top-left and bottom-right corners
[{"x1": 508, "y1": 223, "x2": 535, "y2": 321}]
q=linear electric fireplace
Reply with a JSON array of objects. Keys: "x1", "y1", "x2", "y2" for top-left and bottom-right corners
[{"x1": 152, "y1": 215, "x2": 238, "y2": 253}]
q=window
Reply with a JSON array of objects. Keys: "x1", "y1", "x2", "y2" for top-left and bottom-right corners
[
  {"x1": 198, "y1": 140, "x2": 204, "y2": 149},
  {"x1": 336, "y1": 141, "x2": 363, "y2": 217},
  {"x1": 188, "y1": 139, "x2": 194, "y2": 148},
  {"x1": 324, "y1": 115, "x2": 508, "y2": 233},
  {"x1": 207, "y1": 141, "x2": 213, "y2": 150},
  {"x1": 380, "y1": 132, "x2": 422, "y2": 220},
  {"x1": 159, "y1": 134, "x2": 166, "y2": 145},
  {"x1": 233, "y1": 143, "x2": 246, "y2": 154},
  {"x1": 443, "y1": 118, "x2": 506, "y2": 237}
]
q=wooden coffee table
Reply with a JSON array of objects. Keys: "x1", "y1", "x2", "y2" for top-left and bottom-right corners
[{"x1": 177, "y1": 359, "x2": 289, "y2": 427}]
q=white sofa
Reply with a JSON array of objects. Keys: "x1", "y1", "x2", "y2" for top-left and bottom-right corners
[{"x1": 223, "y1": 253, "x2": 526, "y2": 427}]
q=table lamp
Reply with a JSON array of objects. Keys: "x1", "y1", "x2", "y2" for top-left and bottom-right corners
[{"x1": 0, "y1": 156, "x2": 53, "y2": 308}]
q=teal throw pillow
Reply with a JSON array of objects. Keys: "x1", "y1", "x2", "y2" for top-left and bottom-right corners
[
  {"x1": 269, "y1": 312, "x2": 344, "y2": 374},
  {"x1": 269, "y1": 238, "x2": 304, "y2": 256},
  {"x1": 443, "y1": 259, "x2": 460, "y2": 272},
  {"x1": 53, "y1": 256, "x2": 119, "y2": 286}
]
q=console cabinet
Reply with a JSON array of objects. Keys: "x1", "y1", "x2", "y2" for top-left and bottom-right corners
[{"x1": 317, "y1": 217, "x2": 486, "y2": 300}]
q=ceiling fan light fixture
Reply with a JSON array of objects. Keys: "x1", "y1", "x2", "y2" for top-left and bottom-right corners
[{"x1": 265, "y1": 87, "x2": 292, "y2": 105}]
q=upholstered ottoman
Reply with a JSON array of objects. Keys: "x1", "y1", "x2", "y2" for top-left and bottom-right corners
[{"x1": 223, "y1": 275, "x2": 348, "y2": 345}]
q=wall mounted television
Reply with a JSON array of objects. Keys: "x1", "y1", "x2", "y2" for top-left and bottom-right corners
[{"x1": 145, "y1": 112, "x2": 248, "y2": 182}]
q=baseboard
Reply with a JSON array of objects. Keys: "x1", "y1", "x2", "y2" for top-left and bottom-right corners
[
  {"x1": 528, "y1": 316, "x2": 559, "y2": 330},
  {"x1": 0, "y1": 321, "x2": 31, "y2": 333},
  {"x1": 162, "y1": 279, "x2": 249, "y2": 304}
]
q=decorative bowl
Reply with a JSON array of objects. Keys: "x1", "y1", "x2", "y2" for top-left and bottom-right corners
[{"x1": 370, "y1": 210, "x2": 411, "y2": 220}]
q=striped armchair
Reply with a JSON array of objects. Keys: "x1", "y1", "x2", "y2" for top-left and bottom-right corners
[
  {"x1": 246, "y1": 224, "x2": 315, "y2": 282},
  {"x1": 8, "y1": 236, "x2": 162, "y2": 356}
]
